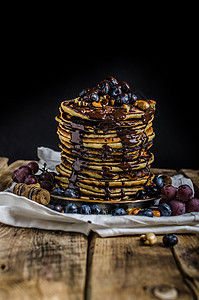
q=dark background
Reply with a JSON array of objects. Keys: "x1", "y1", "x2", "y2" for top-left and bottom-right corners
[{"x1": 0, "y1": 37, "x2": 197, "y2": 170}]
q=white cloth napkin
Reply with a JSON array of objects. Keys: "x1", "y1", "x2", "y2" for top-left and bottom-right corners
[{"x1": 0, "y1": 146, "x2": 198, "y2": 237}]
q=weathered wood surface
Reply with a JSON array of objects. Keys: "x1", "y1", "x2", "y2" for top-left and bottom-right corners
[
  {"x1": 0, "y1": 225, "x2": 88, "y2": 300},
  {"x1": 86, "y1": 234, "x2": 193, "y2": 300},
  {"x1": 0, "y1": 158, "x2": 199, "y2": 300}
]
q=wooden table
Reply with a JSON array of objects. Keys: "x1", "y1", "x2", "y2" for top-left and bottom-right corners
[{"x1": 0, "y1": 158, "x2": 198, "y2": 300}]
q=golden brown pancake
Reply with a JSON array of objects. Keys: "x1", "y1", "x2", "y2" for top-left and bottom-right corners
[{"x1": 55, "y1": 79, "x2": 156, "y2": 202}]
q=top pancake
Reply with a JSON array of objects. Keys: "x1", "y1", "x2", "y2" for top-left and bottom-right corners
[{"x1": 60, "y1": 97, "x2": 156, "y2": 123}]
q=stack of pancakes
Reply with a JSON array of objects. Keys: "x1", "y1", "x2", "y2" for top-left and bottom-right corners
[{"x1": 55, "y1": 84, "x2": 156, "y2": 202}]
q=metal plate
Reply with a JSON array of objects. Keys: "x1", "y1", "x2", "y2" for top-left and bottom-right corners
[{"x1": 50, "y1": 194, "x2": 160, "y2": 213}]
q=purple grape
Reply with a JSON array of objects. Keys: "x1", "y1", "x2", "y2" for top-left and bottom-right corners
[
  {"x1": 49, "y1": 172, "x2": 57, "y2": 182},
  {"x1": 186, "y1": 198, "x2": 199, "y2": 213},
  {"x1": 177, "y1": 185, "x2": 193, "y2": 202},
  {"x1": 27, "y1": 161, "x2": 39, "y2": 174},
  {"x1": 24, "y1": 175, "x2": 38, "y2": 185},
  {"x1": 169, "y1": 199, "x2": 186, "y2": 216},
  {"x1": 39, "y1": 171, "x2": 53, "y2": 183},
  {"x1": 15, "y1": 166, "x2": 33, "y2": 183},
  {"x1": 161, "y1": 185, "x2": 177, "y2": 201},
  {"x1": 12, "y1": 169, "x2": 19, "y2": 182},
  {"x1": 41, "y1": 180, "x2": 53, "y2": 192}
]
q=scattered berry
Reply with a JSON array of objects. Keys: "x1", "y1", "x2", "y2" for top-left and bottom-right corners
[
  {"x1": 79, "y1": 204, "x2": 91, "y2": 215},
  {"x1": 90, "y1": 204, "x2": 101, "y2": 215},
  {"x1": 65, "y1": 203, "x2": 78, "y2": 214},
  {"x1": 146, "y1": 186, "x2": 160, "y2": 197},
  {"x1": 64, "y1": 188, "x2": 78, "y2": 198},
  {"x1": 163, "y1": 234, "x2": 178, "y2": 247},
  {"x1": 112, "y1": 208, "x2": 126, "y2": 216},
  {"x1": 51, "y1": 187, "x2": 65, "y2": 196},
  {"x1": 153, "y1": 176, "x2": 164, "y2": 189},
  {"x1": 54, "y1": 204, "x2": 63, "y2": 212},
  {"x1": 136, "y1": 190, "x2": 147, "y2": 200},
  {"x1": 137, "y1": 208, "x2": 154, "y2": 217},
  {"x1": 158, "y1": 203, "x2": 172, "y2": 216}
]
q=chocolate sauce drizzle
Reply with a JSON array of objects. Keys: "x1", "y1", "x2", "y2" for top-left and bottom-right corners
[
  {"x1": 62, "y1": 105, "x2": 154, "y2": 200},
  {"x1": 68, "y1": 122, "x2": 85, "y2": 194}
]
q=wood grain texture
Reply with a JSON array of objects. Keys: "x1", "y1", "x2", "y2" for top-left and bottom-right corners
[
  {"x1": 0, "y1": 160, "x2": 31, "y2": 191},
  {"x1": 86, "y1": 234, "x2": 193, "y2": 300},
  {"x1": 173, "y1": 234, "x2": 199, "y2": 299},
  {"x1": 0, "y1": 157, "x2": 9, "y2": 175},
  {"x1": 0, "y1": 224, "x2": 88, "y2": 300},
  {"x1": 151, "y1": 168, "x2": 178, "y2": 176}
]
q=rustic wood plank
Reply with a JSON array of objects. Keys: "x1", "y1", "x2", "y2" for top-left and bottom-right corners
[
  {"x1": 0, "y1": 157, "x2": 9, "y2": 175},
  {"x1": 0, "y1": 160, "x2": 31, "y2": 191},
  {"x1": 86, "y1": 233, "x2": 193, "y2": 300},
  {"x1": 151, "y1": 168, "x2": 178, "y2": 176},
  {"x1": 173, "y1": 234, "x2": 199, "y2": 299},
  {"x1": 179, "y1": 169, "x2": 199, "y2": 190},
  {"x1": 0, "y1": 223, "x2": 88, "y2": 300}
]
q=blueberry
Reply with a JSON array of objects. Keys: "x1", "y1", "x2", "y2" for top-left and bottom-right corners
[
  {"x1": 65, "y1": 203, "x2": 78, "y2": 214},
  {"x1": 110, "y1": 85, "x2": 122, "y2": 97},
  {"x1": 105, "y1": 76, "x2": 118, "y2": 88},
  {"x1": 101, "y1": 208, "x2": 109, "y2": 215},
  {"x1": 90, "y1": 204, "x2": 101, "y2": 215},
  {"x1": 136, "y1": 189, "x2": 147, "y2": 200},
  {"x1": 137, "y1": 208, "x2": 154, "y2": 217},
  {"x1": 90, "y1": 90, "x2": 100, "y2": 102},
  {"x1": 51, "y1": 187, "x2": 65, "y2": 196},
  {"x1": 146, "y1": 185, "x2": 160, "y2": 197},
  {"x1": 82, "y1": 93, "x2": 90, "y2": 102},
  {"x1": 163, "y1": 234, "x2": 178, "y2": 247},
  {"x1": 54, "y1": 204, "x2": 63, "y2": 212},
  {"x1": 79, "y1": 89, "x2": 87, "y2": 98},
  {"x1": 119, "y1": 81, "x2": 131, "y2": 93},
  {"x1": 96, "y1": 81, "x2": 110, "y2": 95},
  {"x1": 114, "y1": 95, "x2": 122, "y2": 106},
  {"x1": 79, "y1": 88, "x2": 90, "y2": 98},
  {"x1": 153, "y1": 176, "x2": 164, "y2": 189},
  {"x1": 79, "y1": 204, "x2": 91, "y2": 215},
  {"x1": 132, "y1": 94, "x2": 137, "y2": 102},
  {"x1": 112, "y1": 208, "x2": 126, "y2": 216},
  {"x1": 158, "y1": 203, "x2": 172, "y2": 216},
  {"x1": 120, "y1": 93, "x2": 130, "y2": 104},
  {"x1": 64, "y1": 188, "x2": 78, "y2": 198}
]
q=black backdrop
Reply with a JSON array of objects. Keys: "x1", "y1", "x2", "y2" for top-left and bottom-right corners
[{"x1": 0, "y1": 48, "x2": 198, "y2": 170}]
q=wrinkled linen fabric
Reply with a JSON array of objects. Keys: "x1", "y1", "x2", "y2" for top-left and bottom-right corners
[{"x1": 0, "y1": 146, "x2": 198, "y2": 237}]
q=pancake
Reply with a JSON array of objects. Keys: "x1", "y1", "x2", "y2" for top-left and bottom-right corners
[{"x1": 55, "y1": 77, "x2": 156, "y2": 201}]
